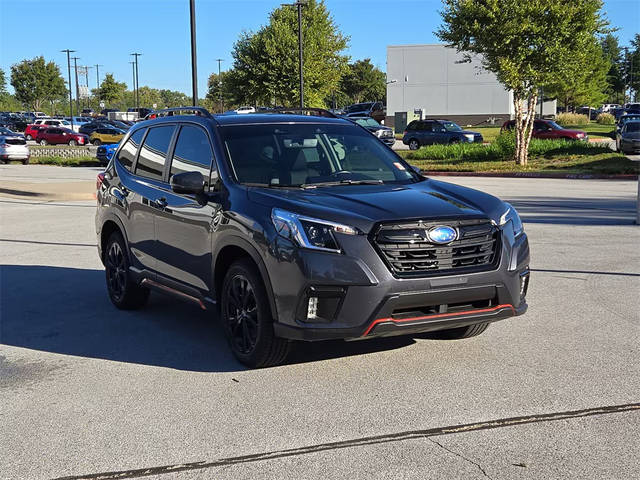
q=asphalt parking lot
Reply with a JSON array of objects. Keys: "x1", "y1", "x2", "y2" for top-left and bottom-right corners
[{"x1": 1, "y1": 165, "x2": 639, "y2": 480}]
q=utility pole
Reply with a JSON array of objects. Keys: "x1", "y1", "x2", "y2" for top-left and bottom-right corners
[
  {"x1": 83, "y1": 66, "x2": 93, "y2": 109},
  {"x1": 61, "y1": 49, "x2": 75, "y2": 128},
  {"x1": 189, "y1": 0, "x2": 198, "y2": 106},
  {"x1": 282, "y1": 1, "x2": 307, "y2": 108},
  {"x1": 129, "y1": 61, "x2": 136, "y2": 109},
  {"x1": 216, "y1": 58, "x2": 224, "y2": 112},
  {"x1": 71, "y1": 56, "x2": 80, "y2": 120},
  {"x1": 131, "y1": 53, "x2": 142, "y2": 110},
  {"x1": 95, "y1": 64, "x2": 103, "y2": 102}
]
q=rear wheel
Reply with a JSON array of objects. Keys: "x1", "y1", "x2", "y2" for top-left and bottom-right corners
[
  {"x1": 449, "y1": 138, "x2": 460, "y2": 144},
  {"x1": 92, "y1": 139, "x2": 101, "y2": 146},
  {"x1": 68, "y1": 139, "x2": 77, "y2": 146},
  {"x1": 26, "y1": 134, "x2": 32, "y2": 140},
  {"x1": 39, "y1": 139, "x2": 48, "y2": 145},
  {"x1": 104, "y1": 231, "x2": 149, "y2": 310},
  {"x1": 433, "y1": 322, "x2": 489, "y2": 339},
  {"x1": 221, "y1": 259, "x2": 290, "y2": 368},
  {"x1": 408, "y1": 139, "x2": 420, "y2": 150},
  {"x1": 21, "y1": 159, "x2": 29, "y2": 165}
]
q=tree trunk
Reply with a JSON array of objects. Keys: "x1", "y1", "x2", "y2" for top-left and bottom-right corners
[{"x1": 513, "y1": 91, "x2": 538, "y2": 166}]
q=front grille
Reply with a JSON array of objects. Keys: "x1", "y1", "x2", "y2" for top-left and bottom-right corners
[{"x1": 373, "y1": 218, "x2": 500, "y2": 277}]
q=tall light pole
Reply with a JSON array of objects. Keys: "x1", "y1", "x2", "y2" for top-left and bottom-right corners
[
  {"x1": 71, "y1": 56, "x2": 80, "y2": 120},
  {"x1": 129, "y1": 61, "x2": 136, "y2": 109},
  {"x1": 189, "y1": 0, "x2": 198, "y2": 106},
  {"x1": 216, "y1": 58, "x2": 224, "y2": 112},
  {"x1": 282, "y1": 1, "x2": 307, "y2": 108},
  {"x1": 131, "y1": 53, "x2": 142, "y2": 110},
  {"x1": 61, "y1": 49, "x2": 75, "y2": 127},
  {"x1": 82, "y1": 66, "x2": 93, "y2": 109},
  {"x1": 95, "y1": 64, "x2": 103, "y2": 102}
]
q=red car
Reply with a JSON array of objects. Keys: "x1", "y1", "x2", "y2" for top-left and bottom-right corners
[
  {"x1": 24, "y1": 124, "x2": 48, "y2": 141},
  {"x1": 501, "y1": 119, "x2": 588, "y2": 141},
  {"x1": 35, "y1": 127, "x2": 89, "y2": 146}
]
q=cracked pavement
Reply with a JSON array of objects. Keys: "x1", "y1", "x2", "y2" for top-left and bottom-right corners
[{"x1": 1, "y1": 166, "x2": 639, "y2": 479}]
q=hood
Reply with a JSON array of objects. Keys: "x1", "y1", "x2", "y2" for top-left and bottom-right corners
[
  {"x1": 458, "y1": 130, "x2": 481, "y2": 136},
  {"x1": 622, "y1": 131, "x2": 640, "y2": 140},
  {"x1": 247, "y1": 178, "x2": 506, "y2": 233},
  {"x1": 557, "y1": 129, "x2": 585, "y2": 136}
]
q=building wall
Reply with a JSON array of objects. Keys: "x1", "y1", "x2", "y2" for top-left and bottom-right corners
[{"x1": 386, "y1": 44, "x2": 513, "y2": 127}]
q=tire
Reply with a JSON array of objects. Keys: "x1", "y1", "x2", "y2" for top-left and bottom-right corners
[
  {"x1": 408, "y1": 139, "x2": 420, "y2": 150},
  {"x1": 104, "y1": 231, "x2": 149, "y2": 310},
  {"x1": 449, "y1": 138, "x2": 460, "y2": 144},
  {"x1": 26, "y1": 134, "x2": 32, "y2": 141},
  {"x1": 221, "y1": 259, "x2": 290, "y2": 368},
  {"x1": 22, "y1": 159, "x2": 29, "y2": 165},
  {"x1": 92, "y1": 139, "x2": 101, "y2": 146},
  {"x1": 39, "y1": 139, "x2": 48, "y2": 145},
  {"x1": 432, "y1": 322, "x2": 489, "y2": 340},
  {"x1": 68, "y1": 139, "x2": 77, "y2": 146}
]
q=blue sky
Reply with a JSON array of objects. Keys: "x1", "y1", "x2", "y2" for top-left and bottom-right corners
[{"x1": 1, "y1": 0, "x2": 638, "y2": 96}]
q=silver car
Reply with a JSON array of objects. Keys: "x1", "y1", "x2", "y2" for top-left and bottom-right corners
[{"x1": 0, "y1": 136, "x2": 30, "y2": 164}]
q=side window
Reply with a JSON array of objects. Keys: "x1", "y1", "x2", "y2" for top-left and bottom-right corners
[
  {"x1": 136, "y1": 125, "x2": 174, "y2": 181},
  {"x1": 419, "y1": 121, "x2": 432, "y2": 132},
  {"x1": 117, "y1": 128, "x2": 145, "y2": 171},
  {"x1": 169, "y1": 125, "x2": 214, "y2": 189},
  {"x1": 406, "y1": 121, "x2": 417, "y2": 131}
]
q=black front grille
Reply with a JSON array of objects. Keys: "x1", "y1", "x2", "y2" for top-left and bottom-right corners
[{"x1": 373, "y1": 218, "x2": 500, "y2": 277}]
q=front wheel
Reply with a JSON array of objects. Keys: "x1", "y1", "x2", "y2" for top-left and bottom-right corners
[
  {"x1": 39, "y1": 139, "x2": 48, "y2": 145},
  {"x1": 92, "y1": 139, "x2": 101, "y2": 146},
  {"x1": 68, "y1": 139, "x2": 77, "y2": 146},
  {"x1": 221, "y1": 259, "x2": 290, "y2": 368},
  {"x1": 26, "y1": 134, "x2": 32, "y2": 140},
  {"x1": 408, "y1": 139, "x2": 420, "y2": 150},
  {"x1": 22, "y1": 159, "x2": 29, "y2": 165},
  {"x1": 104, "y1": 231, "x2": 149, "y2": 310}
]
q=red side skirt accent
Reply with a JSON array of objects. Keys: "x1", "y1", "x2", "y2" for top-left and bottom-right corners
[{"x1": 362, "y1": 304, "x2": 515, "y2": 337}]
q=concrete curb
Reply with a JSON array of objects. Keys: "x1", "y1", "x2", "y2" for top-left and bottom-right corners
[{"x1": 421, "y1": 171, "x2": 638, "y2": 180}]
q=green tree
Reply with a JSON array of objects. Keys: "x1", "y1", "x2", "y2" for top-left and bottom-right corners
[
  {"x1": 97, "y1": 73, "x2": 127, "y2": 105},
  {"x1": 206, "y1": 71, "x2": 236, "y2": 112},
  {"x1": 228, "y1": 0, "x2": 349, "y2": 107},
  {"x1": 600, "y1": 34, "x2": 625, "y2": 103},
  {"x1": 339, "y1": 59, "x2": 386, "y2": 104},
  {"x1": 545, "y1": 39, "x2": 609, "y2": 109},
  {"x1": 10, "y1": 56, "x2": 67, "y2": 111},
  {"x1": 624, "y1": 34, "x2": 640, "y2": 102},
  {"x1": 436, "y1": 0, "x2": 607, "y2": 165},
  {"x1": 0, "y1": 68, "x2": 7, "y2": 97}
]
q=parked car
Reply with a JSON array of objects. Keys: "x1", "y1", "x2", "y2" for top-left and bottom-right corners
[
  {"x1": 601, "y1": 103, "x2": 621, "y2": 112},
  {"x1": 615, "y1": 114, "x2": 640, "y2": 134},
  {"x1": 127, "y1": 107, "x2": 154, "y2": 118},
  {"x1": 64, "y1": 116, "x2": 92, "y2": 132},
  {"x1": 0, "y1": 136, "x2": 30, "y2": 164},
  {"x1": 404, "y1": 119, "x2": 483, "y2": 149},
  {"x1": 234, "y1": 106, "x2": 256, "y2": 114},
  {"x1": 81, "y1": 108, "x2": 95, "y2": 117},
  {"x1": 344, "y1": 102, "x2": 385, "y2": 123},
  {"x1": 501, "y1": 119, "x2": 587, "y2": 141},
  {"x1": 79, "y1": 121, "x2": 126, "y2": 136},
  {"x1": 95, "y1": 107, "x2": 529, "y2": 368},
  {"x1": 36, "y1": 127, "x2": 89, "y2": 145},
  {"x1": 0, "y1": 126, "x2": 24, "y2": 138},
  {"x1": 96, "y1": 143, "x2": 118, "y2": 165},
  {"x1": 24, "y1": 124, "x2": 48, "y2": 141},
  {"x1": 345, "y1": 115, "x2": 395, "y2": 147},
  {"x1": 575, "y1": 106, "x2": 599, "y2": 120},
  {"x1": 34, "y1": 118, "x2": 72, "y2": 129},
  {"x1": 616, "y1": 121, "x2": 640, "y2": 154},
  {"x1": 101, "y1": 108, "x2": 118, "y2": 116},
  {"x1": 90, "y1": 127, "x2": 125, "y2": 145},
  {"x1": 0, "y1": 115, "x2": 28, "y2": 132}
]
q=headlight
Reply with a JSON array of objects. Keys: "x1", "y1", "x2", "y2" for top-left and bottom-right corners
[
  {"x1": 499, "y1": 202, "x2": 524, "y2": 236},
  {"x1": 374, "y1": 130, "x2": 383, "y2": 137},
  {"x1": 464, "y1": 134, "x2": 475, "y2": 142},
  {"x1": 271, "y1": 208, "x2": 358, "y2": 253}
]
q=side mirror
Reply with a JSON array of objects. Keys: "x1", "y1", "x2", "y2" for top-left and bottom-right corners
[{"x1": 171, "y1": 171, "x2": 205, "y2": 195}]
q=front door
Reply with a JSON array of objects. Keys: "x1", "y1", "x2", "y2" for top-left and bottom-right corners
[{"x1": 154, "y1": 124, "x2": 221, "y2": 294}]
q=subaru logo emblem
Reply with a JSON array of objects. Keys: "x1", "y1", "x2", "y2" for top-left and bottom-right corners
[{"x1": 427, "y1": 225, "x2": 457, "y2": 244}]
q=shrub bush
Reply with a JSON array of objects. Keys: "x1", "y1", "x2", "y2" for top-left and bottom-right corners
[
  {"x1": 556, "y1": 113, "x2": 589, "y2": 126},
  {"x1": 596, "y1": 113, "x2": 615, "y2": 125}
]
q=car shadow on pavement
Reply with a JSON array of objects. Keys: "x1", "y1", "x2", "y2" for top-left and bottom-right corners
[
  {"x1": 0, "y1": 265, "x2": 418, "y2": 372},
  {"x1": 508, "y1": 196, "x2": 637, "y2": 225}
]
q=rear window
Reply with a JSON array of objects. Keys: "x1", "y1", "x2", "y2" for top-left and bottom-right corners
[
  {"x1": 117, "y1": 128, "x2": 145, "y2": 171},
  {"x1": 135, "y1": 125, "x2": 175, "y2": 181},
  {"x1": 5, "y1": 138, "x2": 26, "y2": 145}
]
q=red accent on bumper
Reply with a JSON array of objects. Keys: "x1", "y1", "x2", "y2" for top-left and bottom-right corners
[{"x1": 362, "y1": 304, "x2": 515, "y2": 337}]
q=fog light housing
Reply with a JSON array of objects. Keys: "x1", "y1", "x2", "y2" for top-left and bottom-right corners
[
  {"x1": 519, "y1": 270, "x2": 530, "y2": 301},
  {"x1": 297, "y1": 286, "x2": 346, "y2": 323}
]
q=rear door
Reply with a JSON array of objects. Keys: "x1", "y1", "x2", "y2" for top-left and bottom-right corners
[
  {"x1": 154, "y1": 124, "x2": 221, "y2": 294},
  {"x1": 418, "y1": 121, "x2": 435, "y2": 145}
]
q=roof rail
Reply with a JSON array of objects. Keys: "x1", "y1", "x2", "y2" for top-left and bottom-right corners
[
  {"x1": 258, "y1": 107, "x2": 339, "y2": 119},
  {"x1": 144, "y1": 106, "x2": 213, "y2": 120}
]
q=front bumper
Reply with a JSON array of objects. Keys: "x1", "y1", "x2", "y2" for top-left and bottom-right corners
[
  {"x1": 621, "y1": 139, "x2": 640, "y2": 153},
  {"x1": 268, "y1": 227, "x2": 530, "y2": 341}
]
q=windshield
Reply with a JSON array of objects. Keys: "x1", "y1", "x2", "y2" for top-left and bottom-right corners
[
  {"x1": 221, "y1": 123, "x2": 419, "y2": 187},
  {"x1": 61, "y1": 120, "x2": 71, "y2": 125},
  {"x1": 354, "y1": 118, "x2": 380, "y2": 128},
  {"x1": 625, "y1": 123, "x2": 640, "y2": 132},
  {"x1": 441, "y1": 121, "x2": 462, "y2": 132},
  {"x1": 345, "y1": 103, "x2": 372, "y2": 113},
  {"x1": 546, "y1": 121, "x2": 563, "y2": 130},
  {"x1": 622, "y1": 116, "x2": 640, "y2": 123}
]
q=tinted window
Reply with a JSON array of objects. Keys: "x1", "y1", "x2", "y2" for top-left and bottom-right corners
[
  {"x1": 406, "y1": 121, "x2": 418, "y2": 131},
  {"x1": 625, "y1": 123, "x2": 640, "y2": 132},
  {"x1": 117, "y1": 128, "x2": 145, "y2": 171},
  {"x1": 418, "y1": 122, "x2": 432, "y2": 132},
  {"x1": 136, "y1": 126, "x2": 174, "y2": 181},
  {"x1": 169, "y1": 125, "x2": 214, "y2": 188}
]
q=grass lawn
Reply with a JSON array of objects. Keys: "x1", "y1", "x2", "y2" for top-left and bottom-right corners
[
  {"x1": 562, "y1": 123, "x2": 614, "y2": 139},
  {"x1": 397, "y1": 138, "x2": 638, "y2": 175},
  {"x1": 10, "y1": 156, "x2": 102, "y2": 167}
]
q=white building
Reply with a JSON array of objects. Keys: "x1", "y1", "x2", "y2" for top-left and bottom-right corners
[{"x1": 386, "y1": 44, "x2": 555, "y2": 127}]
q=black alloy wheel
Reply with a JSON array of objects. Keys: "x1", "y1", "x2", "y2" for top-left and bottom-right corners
[
  {"x1": 104, "y1": 232, "x2": 149, "y2": 309},
  {"x1": 408, "y1": 139, "x2": 420, "y2": 150},
  {"x1": 225, "y1": 274, "x2": 259, "y2": 355}
]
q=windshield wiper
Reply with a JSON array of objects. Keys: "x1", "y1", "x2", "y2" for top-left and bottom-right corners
[{"x1": 301, "y1": 179, "x2": 383, "y2": 189}]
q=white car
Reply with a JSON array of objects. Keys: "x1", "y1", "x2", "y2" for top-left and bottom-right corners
[
  {"x1": 34, "y1": 118, "x2": 74, "y2": 131},
  {"x1": 0, "y1": 135, "x2": 30, "y2": 165},
  {"x1": 234, "y1": 106, "x2": 256, "y2": 114},
  {"x1": 601, "y1": 104, "x2": 621, "y2": 112},
  {"x1": 64, "y1": 117, "x2": 91, "y2": 132}
]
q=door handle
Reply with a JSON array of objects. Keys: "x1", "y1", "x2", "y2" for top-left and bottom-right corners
[{"x1": 153, "y1": 197, "x2": 168, "y2": 209}]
